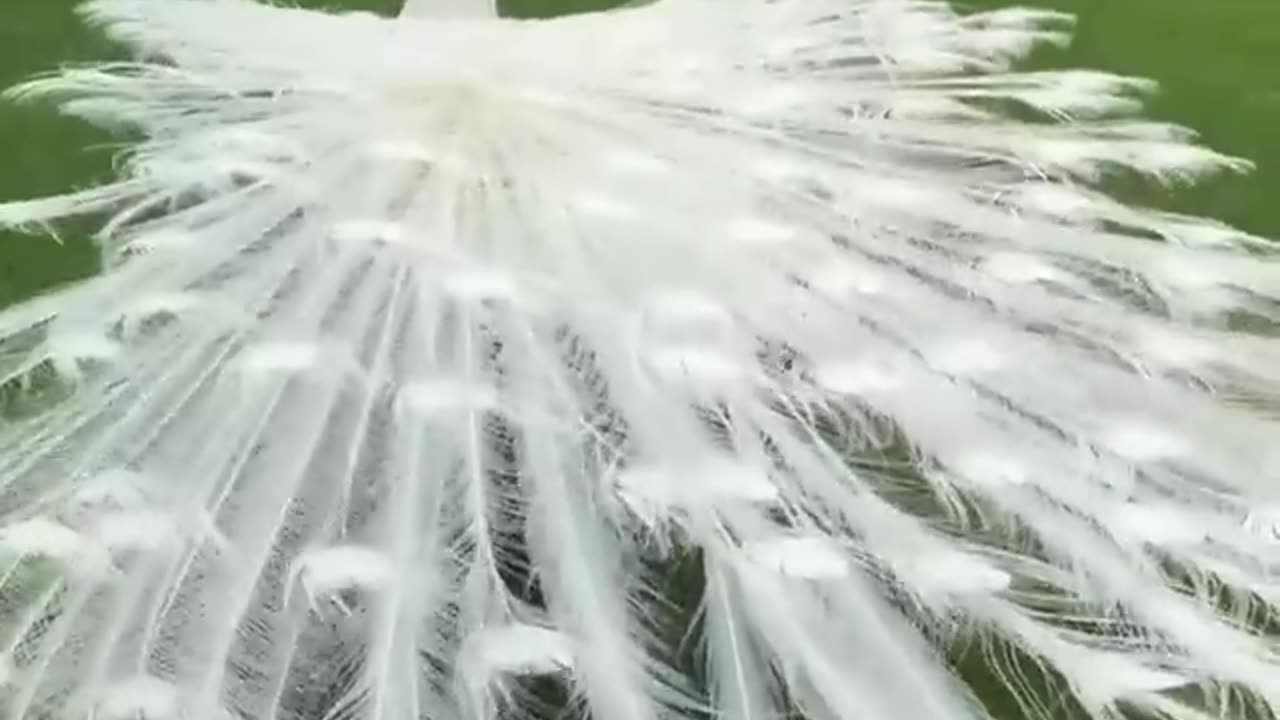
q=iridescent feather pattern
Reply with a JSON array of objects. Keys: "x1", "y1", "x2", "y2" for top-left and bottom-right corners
[{"x1": 0, "y1": 1, "x2": 1277, "y2": 720}]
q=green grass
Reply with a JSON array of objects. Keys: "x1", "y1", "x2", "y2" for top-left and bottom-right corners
[
  {"x1": 0, "y1": 0, "x2": 115, "y2": 308},
  {"x1": 963, "y1": 0, "x2": 1280, "y2": 241}
]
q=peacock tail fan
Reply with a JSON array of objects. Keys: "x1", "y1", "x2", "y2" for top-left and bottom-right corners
[{"x1": 0, "y1": 1, "x2": 1277, "y2": 719}]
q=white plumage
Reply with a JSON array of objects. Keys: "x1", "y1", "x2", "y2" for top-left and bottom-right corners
[{"x1": 0, "y1": 1, "x2": 1276, "y2": 719}]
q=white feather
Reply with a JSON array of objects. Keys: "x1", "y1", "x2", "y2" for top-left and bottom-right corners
[{"x1": 0, "y1": 1, "x2": 1276, "y2": 720}]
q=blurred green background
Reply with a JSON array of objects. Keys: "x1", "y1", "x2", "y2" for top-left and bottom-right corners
[{"x1": 1, "y1": 0, "x2": 1277, "y2": 307}]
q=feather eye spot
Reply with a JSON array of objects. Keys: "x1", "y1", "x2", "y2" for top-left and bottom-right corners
[
  {"x1": 813, "y1": 360, "x2": 904, "y2": 395},
  {"x1": 461, "y1": 624, "x2": 575, "y2": 679},
  {"x1": 741, "y1": 537, "x2": 848, "y2": 580},
  {"x1": 288, "y1": 545, "x2": 392, "y2": 615}
]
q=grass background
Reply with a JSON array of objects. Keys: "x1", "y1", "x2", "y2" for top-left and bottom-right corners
[{"x1": 0, "y1": 1, "x2": 1276, "y2": 718}]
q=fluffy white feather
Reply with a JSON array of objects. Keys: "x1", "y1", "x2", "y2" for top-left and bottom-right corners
[{"x1": 0, "y1": 1, "x2": 1277, "y2": 719}]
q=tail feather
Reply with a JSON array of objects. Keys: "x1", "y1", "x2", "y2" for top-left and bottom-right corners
[{"x1": 0, "y1": 1, "x2": 1277, "y2": 720}]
